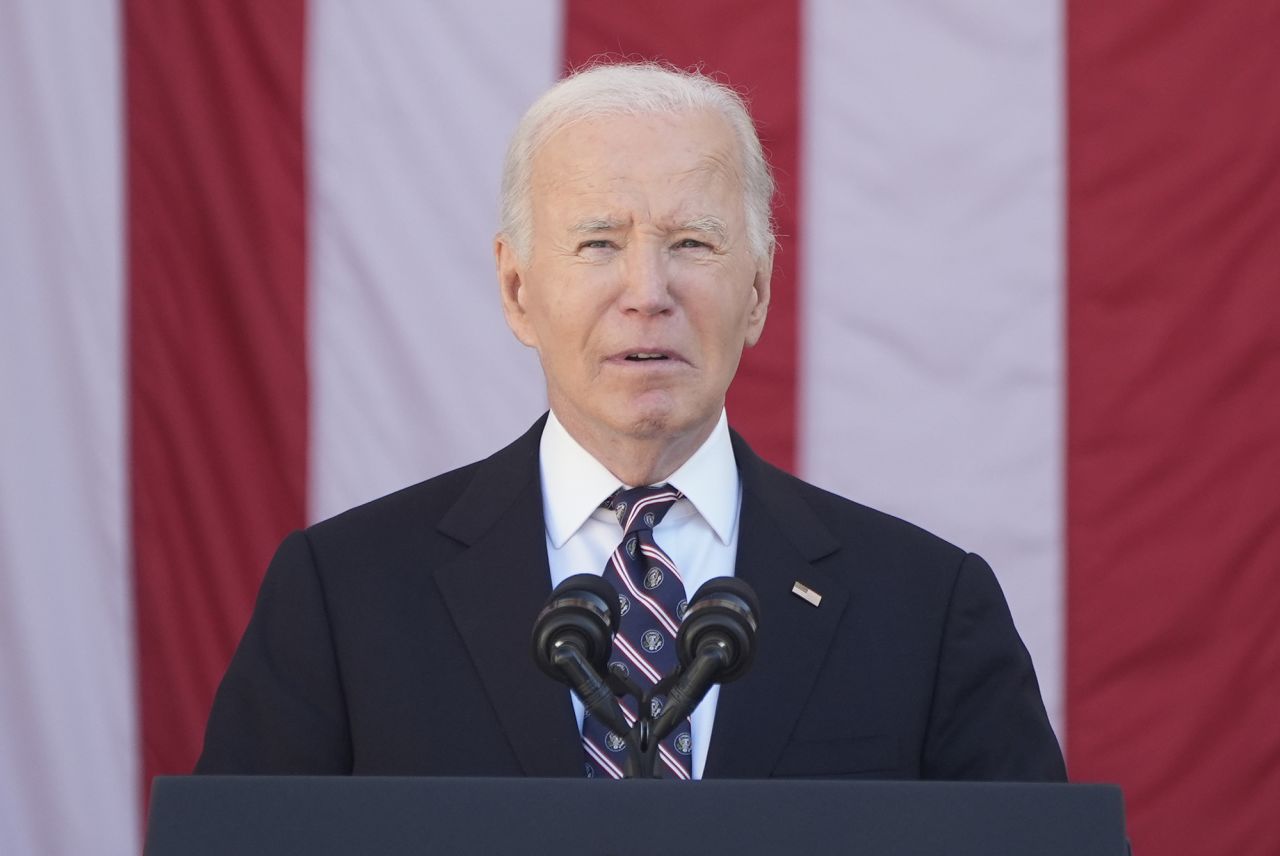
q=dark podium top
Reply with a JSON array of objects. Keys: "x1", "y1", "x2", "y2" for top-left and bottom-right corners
[{"x1": 146, "y1": 776, "x2": 1127, "y2": 855}]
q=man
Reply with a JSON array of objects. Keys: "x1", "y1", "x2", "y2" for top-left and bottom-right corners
[{"x1": 197, "y1": 63, "x2": 1065, "y2": 781}]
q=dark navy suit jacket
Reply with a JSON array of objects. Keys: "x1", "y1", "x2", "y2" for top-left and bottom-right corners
[{"x1": 197, "y1": 416, "x2": 1066, "y2": 781}]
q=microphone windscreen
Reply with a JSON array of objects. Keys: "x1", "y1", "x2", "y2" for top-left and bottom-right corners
[
  {"x1": 678, "y1": 577, "x2": 760, "y2": 682},
  {"x1": 531, "y1": 574, "x2": 621, "y2": 681}
]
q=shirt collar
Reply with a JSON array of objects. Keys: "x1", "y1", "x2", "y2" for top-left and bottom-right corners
[{"x1": 539, "y1": 409, "x2": 739, "y2": 548}]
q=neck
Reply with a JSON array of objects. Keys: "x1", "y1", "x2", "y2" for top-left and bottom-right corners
[{"x1": 553, "y1": 411, "x2": 718, "y2": 487}]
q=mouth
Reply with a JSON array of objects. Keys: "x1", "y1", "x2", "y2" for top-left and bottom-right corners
[{"x1": 608, "y1": 348, "x2": 685, "y2": 365}]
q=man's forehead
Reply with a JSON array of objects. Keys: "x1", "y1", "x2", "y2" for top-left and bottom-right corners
[
  {"x1": 542, "y1": 157, "x2": 740, "y2": 202},
  {"x1": 529, "y1": 112, "x2": 745, "y2": 230},
  {"x1": 533, "y1": 111, "x2": 741, "y2": 184}
]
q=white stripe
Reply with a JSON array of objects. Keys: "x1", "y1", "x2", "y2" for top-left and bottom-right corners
[
  {"x1": 658, "y1": 744, "x2": 692, "y2": 780},
  {"x1": 613, "y1": 635, "x2": 664, "y2": 685},
  {"x1": 639, "y1": 544, "x2": 684, "y2": 585},
  {"x1": 611, "y1": 551, "x2": 681, "y2": 636},
  {"x1": 0, "y1": 2, "x2": 137, "y2": 854},
  {"x1": 618, "y1": 702, "x2": 637, "y2": 725},
  {"x1": 307, "y1": 0, "x2": 559, "y2": 522},
  {"x1": 622, "y1": 490, "x2": 680, "y2": 532},
  {"x1": 583, "y1": 738, "x2": 625, "y2": 779},
  {"x1": 801, "y1": 0, "x2": 1065, "y2": 737}
]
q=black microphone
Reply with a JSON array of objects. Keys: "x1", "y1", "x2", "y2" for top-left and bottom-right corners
[
  {"x1": 531, "y1": 574, "x2": 633, "y2": 742},
  {"x1": 651, "y1": 577, "x2": 760, "y2": 748}
]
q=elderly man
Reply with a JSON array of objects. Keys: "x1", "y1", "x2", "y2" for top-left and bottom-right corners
[{"x1": 197, "y1": 63, "x2": 1065, "y2": 782}]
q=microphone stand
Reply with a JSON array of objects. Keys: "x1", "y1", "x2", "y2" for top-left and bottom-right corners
[
  {"x1": 550, "y1": 642, "x2": 647, "y2": 778},
  {"x1": 647, "y1": 640, "x2": 731, "y2": 752},
  {"x1": 584, "y1": 637, "x2": 734, "y2": 778}
]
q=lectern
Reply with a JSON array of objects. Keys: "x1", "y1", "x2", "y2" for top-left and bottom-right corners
[{"x1": 145, "y1": 776, "x2": 1127, "y2": 855}]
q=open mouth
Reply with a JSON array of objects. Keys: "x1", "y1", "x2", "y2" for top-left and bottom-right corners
[{"x1": 624, "y1": 353, "x2": 670, "y2": 362}]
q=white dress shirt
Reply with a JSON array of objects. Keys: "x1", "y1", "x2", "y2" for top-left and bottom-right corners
[{"x1": 539, "y1": 409, "x2": 741, "y2": 779}]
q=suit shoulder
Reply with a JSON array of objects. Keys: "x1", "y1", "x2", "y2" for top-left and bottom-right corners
[
  {"x1": 748, "y1": 452, "x2": 969, "y2": 569},
  {"x1": 306, "y1": 460, "x2": 481, "y2": 545}
]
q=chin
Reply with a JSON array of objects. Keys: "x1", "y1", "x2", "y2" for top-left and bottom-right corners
[
  {"x1": 625, "y1": 414, "x2": 676, "y2": 438},
  {"x1": 605, "y1": 391, "x2": 716, "y2": 443},
  {"x1": 615, "y1": 404, "x2": 709, "y2": 444}
]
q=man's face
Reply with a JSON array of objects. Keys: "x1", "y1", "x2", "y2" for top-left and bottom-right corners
[{"x1": 497, "y1": 109, "x2": 771, "y2": 456}]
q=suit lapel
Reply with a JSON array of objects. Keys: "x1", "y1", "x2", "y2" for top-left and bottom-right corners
[
  {"x1": 432, "y1": 416, "x2": 583, "y2": 777},
  {"x1": 703, "y1": 435, "x2": 850, "y2": 778}
]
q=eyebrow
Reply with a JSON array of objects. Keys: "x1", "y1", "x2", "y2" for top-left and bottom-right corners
[
  {"x1": 677, "y1": 216, "x2": 728, "y2": 240},
  {"x1": 570, "y1": 218, "x2": 625, "y2": 234},
  {"x1": 568, "y1": 215, "x2": 729, "y2": 239}
]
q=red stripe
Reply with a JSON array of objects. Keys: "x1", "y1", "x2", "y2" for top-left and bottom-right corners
[
  {"x1": 563, "y1": 1, "x2": 803, "y2": 471},
  {"x1": 622, "y1": 490, "x2": 679, "y2": 531},
  {"x1": 639, "y1": 545, "x2": 682, "y2": 584},
  {"x1": 612, "y1": 551, "x2": 680, "y2": 635},
  {"x1": 1067, "y1": 3, "x2": 1280, "y2": 854},
  {"x1": 583, "y1": 737, "x2": 626, "y2": 779},
  {"x1": 658, "y1": 743, "x2": 692, "y2": 780},
  {"x1": 612, "y1": 634, "x2": 664, "y2": 685},
  {"x1": 127, "y1": 0, "x2": 308, "y2": 802}
]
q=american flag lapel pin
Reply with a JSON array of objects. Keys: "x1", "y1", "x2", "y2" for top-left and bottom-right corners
[{"x1": 791, "y1": 581, "x2": 822, "y2": 607}]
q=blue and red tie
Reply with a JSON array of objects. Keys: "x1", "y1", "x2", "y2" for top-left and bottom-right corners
[{"x1": 581, "y1": 484, "x2": 693, "y2": 780}]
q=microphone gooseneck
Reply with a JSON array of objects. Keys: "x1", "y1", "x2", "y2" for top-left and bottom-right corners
[{"x1": 651, "y1": 577, "x2": 760, "y2": 746}]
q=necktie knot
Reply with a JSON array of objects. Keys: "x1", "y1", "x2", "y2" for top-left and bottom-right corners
[{"x1": 606, "y1": 484, "x2": 682, "y2": 535}]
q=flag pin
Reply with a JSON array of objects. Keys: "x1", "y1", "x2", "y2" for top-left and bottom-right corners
[{"x1": 791, "y1": 581, "x2": 822, "y2": 607}]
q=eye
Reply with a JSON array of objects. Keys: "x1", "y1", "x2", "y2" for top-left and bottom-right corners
[
  {"x1": 674, "y1": 238, "x2": 710, "y2": 250},
  {"x1": 578, "y1": 239, "x2": 615, "y2": 251}
]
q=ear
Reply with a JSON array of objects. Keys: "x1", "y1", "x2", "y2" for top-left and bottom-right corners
[
  {"x1": 496, "y1": 235, "x2": 538, "y2": 348},
  {"x1": 743, "y1": 249, "x2": 773, "y2": 348}
]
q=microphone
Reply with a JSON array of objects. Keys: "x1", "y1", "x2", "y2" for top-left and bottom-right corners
[
  {"x1": 651, "y1": 577, "x2": 760, "y2": 747},
  {"x1": 531, "y1": 574, "x2": 633, "y2": 742},
  {"x1": 677, "y1": 577, "x2": 759, "y2": 681}
]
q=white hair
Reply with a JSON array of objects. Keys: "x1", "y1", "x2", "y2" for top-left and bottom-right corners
[{"x1": 499, "y1": 62, "x2": 776, "y2": 262}]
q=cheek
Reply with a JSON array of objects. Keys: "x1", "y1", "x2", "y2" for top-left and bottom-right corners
[
  {"x1": 534, "y1": 303, "x2": 599, "y2": 374},
  {"x1": 550, "y1": 287, "x2": 615, "y2": 342},
  {"x1": 526, "y1": 278, "x2": 577, "y2": 337},
  {"x1": 700, "y1": 289, "x2": 755, "y2": 338}
]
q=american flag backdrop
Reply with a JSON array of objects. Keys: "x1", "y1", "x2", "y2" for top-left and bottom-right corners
[{"x1": 2, "y1": 1, "x2": 1278, "y2": 854}]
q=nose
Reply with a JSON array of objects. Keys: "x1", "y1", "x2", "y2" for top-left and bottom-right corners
[{"x1": 618, "y1": 242, "x2": 675, "y2": 316}]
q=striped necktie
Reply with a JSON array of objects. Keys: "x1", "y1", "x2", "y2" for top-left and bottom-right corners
[{"x1": 581, "y1": 484, "x2": 693, "y2": 779}]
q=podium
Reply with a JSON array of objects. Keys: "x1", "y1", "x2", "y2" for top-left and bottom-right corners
[{"x1": 145, "y1": 776, "x2": 1127, "y2": 855}]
